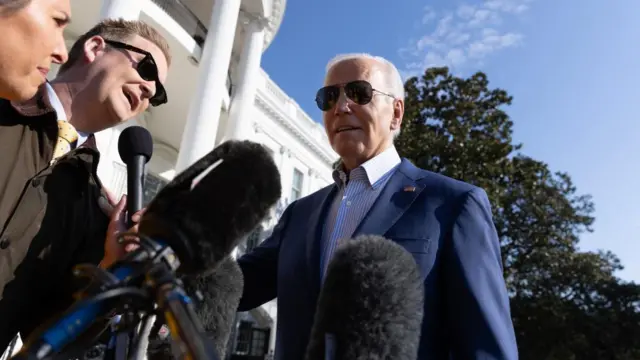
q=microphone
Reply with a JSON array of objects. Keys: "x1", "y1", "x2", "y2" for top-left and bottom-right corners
[
  {"x1": 146, "y1": 256, "x2": 244, "y2": 360},
  {"x1": 185, "y1": 257, "x2": 244, "y2": 358},
  {"x1": 138, "y1": 139, "x2": 281, "y2": 274},
  {"x1": 14, "y1": 140, "x2": 281, "y2": 359},
  {"x1": 304, "y1": 235, "x2": 424, "y2": 360},
  {"x1": 118, "y1": 125, "x2": 153, "y2": 227}
]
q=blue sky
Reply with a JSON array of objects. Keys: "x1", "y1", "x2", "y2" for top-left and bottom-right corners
[{"x1": 261, "y1": 0, "x2": 640, "y2": 282}]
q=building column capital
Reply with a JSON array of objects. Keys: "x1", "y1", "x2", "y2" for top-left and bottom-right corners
[
  {"x1": 239, "y1": 9, "x2": 269, "y2": 31},
  {"x1": 280, "y1": 146, "x2": 292, "y2": 158}
]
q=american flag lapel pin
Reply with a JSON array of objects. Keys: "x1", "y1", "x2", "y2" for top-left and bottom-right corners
[{"x1": 403, "y1": 185, "x2": 416, "y2": 192}]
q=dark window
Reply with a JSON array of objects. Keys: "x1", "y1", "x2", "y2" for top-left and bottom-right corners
[{"x1": 143, "y1": 172, "x2": 170, "y2": 206}]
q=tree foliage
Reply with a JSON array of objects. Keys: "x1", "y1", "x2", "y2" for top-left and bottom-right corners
[{"x1": 397, "y1": 67, "x2": 640, "y2": 359}]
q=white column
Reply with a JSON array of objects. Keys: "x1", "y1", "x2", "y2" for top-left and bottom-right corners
[
  {"x1": 100, "y1": 0, "x2": 143, "y2": 20},
  {"x1": 279, "y1": 146, "x2": 292, "y2": 203},
  {"x1": 175, "y1": 0, "x2": 242, "y2": 172},
  {"x1": 224, "y1": 12, "x2": 267, "y2": 141},
  {"x1": 268, "y1": 310, "x2": 277, "y2": 355},
  {"x1": 306, "y1": 169, "x2": 316, "y2": 195}
]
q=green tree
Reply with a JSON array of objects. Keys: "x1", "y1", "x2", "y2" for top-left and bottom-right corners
[{"x1": 396, "y1": 67, "x2": 640, "y2": 360}]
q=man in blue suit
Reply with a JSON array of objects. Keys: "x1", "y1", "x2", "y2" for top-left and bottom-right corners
[{"x1": 237, "y1": 53, "x2": 518, "y2": 359}]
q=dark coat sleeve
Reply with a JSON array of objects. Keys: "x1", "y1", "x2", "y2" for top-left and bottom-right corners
[
  {"x1": 237, "y1": 202, "x2": 295, "y2": 311},
  {"x1": 444, "y1": 188, "x2": 518, "y2": 359}
]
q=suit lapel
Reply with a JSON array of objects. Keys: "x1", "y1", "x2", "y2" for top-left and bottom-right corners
[
  {"x1": 354, "y1": 159, "x2": 425, "y2": 237},
  {"x1": 305, "y1": 185, "x2": 337, "y2": 300}
]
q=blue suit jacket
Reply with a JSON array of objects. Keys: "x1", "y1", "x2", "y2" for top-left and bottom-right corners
[{"x1": 237, "y1": 158, "x2": 518, "y2": 359}]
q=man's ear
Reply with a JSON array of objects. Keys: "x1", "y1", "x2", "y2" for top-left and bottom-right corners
[
  {"x1": 390, "y1": 98, "x2": 404, "y2": 132},
  {"x1": 82, "y1": 35, "x2": 108, "y2": 64}
]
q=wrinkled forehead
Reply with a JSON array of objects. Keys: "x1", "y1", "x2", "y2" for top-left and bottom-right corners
[
  {"x1": 324, "y1": 58, "x2": 385, "y2": 88},
  {"x1": 127, "y1": 35, "x2": 169, "y2": 84}
]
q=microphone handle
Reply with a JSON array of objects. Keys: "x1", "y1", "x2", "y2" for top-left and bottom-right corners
[{"x1": 126, "y1": 155, "x2": 146, "y2": 227}]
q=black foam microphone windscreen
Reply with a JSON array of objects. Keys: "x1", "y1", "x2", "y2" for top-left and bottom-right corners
[
  {"x1": 146, "y1": 256, "x2": 244, "y2": 360},
  {"x1": 118, "y1": 126, "x2": 154, "y2": 162},
  {"x1": 138, "y1": 139, "x2": 282, "y2": 274},
  {"x1": 184, "y1": 257, "x2": 244, "y2": 358},
  {"x1": 305, "y1": 235, "x2": 424, "y2": 360}
]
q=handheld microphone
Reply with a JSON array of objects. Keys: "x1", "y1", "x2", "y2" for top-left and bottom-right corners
[
  {"x1": 118, "y1": 126, "x2": 153, "y2": 227},
  {"x1": 14, "y1": 140, "x2": 281, "y2": 360},
  {"x1": 147, "y1": 256, "x2": 244, "y2": 360},
  {"x1": 304, "y1": 235, "x2": 424, "y2": 360},
  {"x1": 105, "y1": 126, "x2": 152, "y2": 360}
]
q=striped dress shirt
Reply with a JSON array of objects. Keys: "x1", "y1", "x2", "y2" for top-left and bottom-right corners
[{"x1": 319, "y1": 145, "x2": 401, "y2": 280}]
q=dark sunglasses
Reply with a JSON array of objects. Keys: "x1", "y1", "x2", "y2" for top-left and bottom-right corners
[
  {"x1": 315, "y1": 80, "x2": 395, "y2": 111},
  {"x1": 105, "y1": 40, "x2": 167, "y2": 107}
]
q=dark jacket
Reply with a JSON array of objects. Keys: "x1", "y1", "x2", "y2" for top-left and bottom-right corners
[
  {"x1": 0, "y1": 86, "x2": 110, "y2": 351},
  {"x1": 238, "y1": 159, "x2": 518, "y2": 360}
]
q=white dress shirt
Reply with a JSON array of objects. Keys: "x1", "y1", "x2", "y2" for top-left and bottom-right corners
[{"x1": 45, "y1": 82, "x2": 89, "y2": 147}]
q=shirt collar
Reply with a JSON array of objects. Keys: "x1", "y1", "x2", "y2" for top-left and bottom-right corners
[
  {"x1": 333, "y1": 145, "x2": 401, "y2": 187},
  {"x1": 45, "y1": 82, "x2": 89, "y2": 146}
]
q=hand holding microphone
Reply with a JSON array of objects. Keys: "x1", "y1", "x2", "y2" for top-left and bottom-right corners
[
  {"x1": 100, "y1": 126, "x2": 153, "y2": 268},
  {"x1": 100, "y1": 195, "x2": 146, "y2": 268}
]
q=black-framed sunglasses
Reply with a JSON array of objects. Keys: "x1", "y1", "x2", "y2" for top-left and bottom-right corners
[
  {"x1": 315, "y1": 80, "x2": 395, "y2": 111},
  {"x1": 105, "y1": 40, "x2": 167, "y2": 107}
]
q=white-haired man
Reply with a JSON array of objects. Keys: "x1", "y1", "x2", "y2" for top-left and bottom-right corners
[{"x1": 236, "y1": 53, "x2": 518, "y2": 360}]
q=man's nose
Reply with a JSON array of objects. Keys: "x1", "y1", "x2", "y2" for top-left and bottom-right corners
[
  {"x1": 333, "y1": 90, "x2": 351, "y2": 115},
  {"x1": 140, "y1": 81, "x2": 156, "y2": 99}
]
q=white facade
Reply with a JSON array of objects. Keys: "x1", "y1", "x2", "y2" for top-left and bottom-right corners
[{"x1": 1, "y1": 0, "x2": 337, "y2": 358}]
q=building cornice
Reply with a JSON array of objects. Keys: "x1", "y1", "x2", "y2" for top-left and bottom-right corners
[{"x1": 254, "y1": 93, "x2": 337, "y2": 166}]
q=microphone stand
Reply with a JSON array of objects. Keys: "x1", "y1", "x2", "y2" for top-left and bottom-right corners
[
  {"x1": 9, "y1": 237, "x2": 219, "y2": 360},
  {"x1": 104, "y1": 200, "x2": 146, "y2": 360},
  {"x1": 145, "y1": 261, "x2": 220, "y2": 360},
  {"x1": 102, "y1": 314, "x2": 136, "y2": 360},
  {"x1": 99, "y1": 243, "x2": 221, "y2": 360}
]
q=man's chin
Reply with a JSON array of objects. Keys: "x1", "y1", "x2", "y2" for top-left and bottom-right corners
[
  {"x1": 333, "y1": 142, "x2": 366, "y2": 158},
  {"x1": 106, "y1": 101, "x2": 132, "y2": 128}
]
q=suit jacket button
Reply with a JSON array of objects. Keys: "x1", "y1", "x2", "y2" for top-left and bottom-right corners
[
  {"x1": 0, "y1": 236, "x2": 10, "y2": 249},
  {"x1": 32, "y1": 178, "x2": 41, "y2": 187}
]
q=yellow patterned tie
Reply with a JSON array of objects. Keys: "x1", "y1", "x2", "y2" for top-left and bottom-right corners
[{"x1": 51, "y1": 120, "x2": 78, "y2": 164}]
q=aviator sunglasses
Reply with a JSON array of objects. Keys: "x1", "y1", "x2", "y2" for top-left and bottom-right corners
[
  {"x1": 315, "y1": 80, "x2": 395, "y2": 111},
  {"x1": 105, "y1": 40, "x2": 167, "y2": 107}
]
